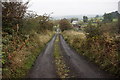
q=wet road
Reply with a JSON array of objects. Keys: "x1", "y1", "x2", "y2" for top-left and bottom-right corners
[{"x1": 27, "y1": 34, "x2": 114, "y2": 78}]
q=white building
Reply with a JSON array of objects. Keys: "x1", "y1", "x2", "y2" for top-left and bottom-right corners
[{"x1": 72, "y1": 21, "x2": 78, "y2": 25}]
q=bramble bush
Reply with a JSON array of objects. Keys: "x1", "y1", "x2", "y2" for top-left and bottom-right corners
[
  {"x1": 2, "y1": 1, "x2": 54, "y2": 78},
  {"x1": 63, "y1": 21, "x2": 120, "y2": 77}
]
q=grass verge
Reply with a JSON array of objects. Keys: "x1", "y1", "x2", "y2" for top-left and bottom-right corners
[{"x1": 53, "y1": 35, "x2": 72, "y2": 78}]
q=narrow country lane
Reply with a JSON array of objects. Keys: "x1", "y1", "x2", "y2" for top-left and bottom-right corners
[
  {"x1": 27, "y1": 34, "x2": 114, "y2": 78},
  {"x1": 2, "y1": 1, "x2": 119, "y2": 78}
]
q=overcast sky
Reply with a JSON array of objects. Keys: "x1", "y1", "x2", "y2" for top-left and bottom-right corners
[{"x1": 26, "y1": 0, "x2": 119, "y2": 16}]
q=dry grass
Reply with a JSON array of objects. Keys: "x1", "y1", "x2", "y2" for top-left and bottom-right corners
[{"x1": 63, "y1": 30, "x2": 86, "y2": 39}]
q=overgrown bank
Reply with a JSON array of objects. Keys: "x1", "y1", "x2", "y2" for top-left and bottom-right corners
[
  {"x1": 62, "y1": 30, "x2": 120, "y2": 77},
  {"x1": 2, "y1": 1, "x2": 55, "y2": 78},
  {"x1": 2, "y1": 31, "x2": 54, "y2": 78}
]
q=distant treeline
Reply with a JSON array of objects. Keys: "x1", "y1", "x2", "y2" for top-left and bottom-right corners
[{"x1": 103, "y1": 11, "x2": 119, "y2": 23}]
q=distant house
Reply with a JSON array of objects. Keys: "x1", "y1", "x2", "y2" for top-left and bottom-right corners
[
  {"x1": 71, "y1": 20, "x2": 81, "y2": 28},
  {"x1": 72, "y1": 21, "x2": 78, "y2": 25}
]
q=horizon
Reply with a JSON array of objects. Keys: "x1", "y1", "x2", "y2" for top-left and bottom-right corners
[{"x1": 51, "y1": 14, "x2": 101, "y2": 20}]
